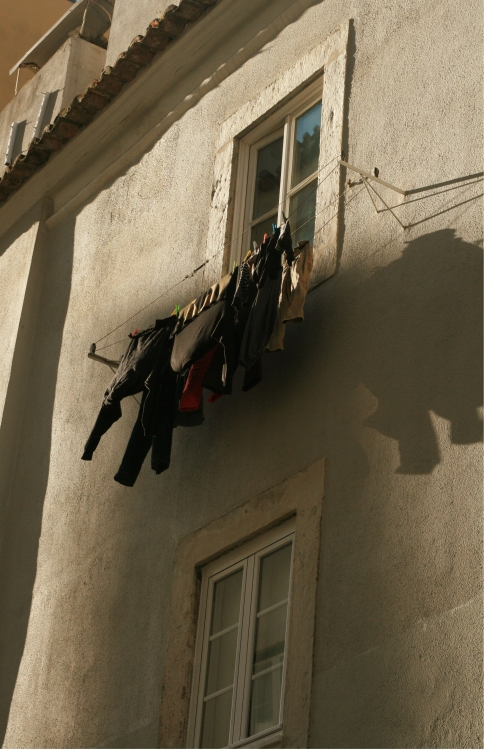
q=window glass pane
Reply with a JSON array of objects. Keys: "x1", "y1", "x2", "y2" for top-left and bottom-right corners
[
  {"x1": 206, "y1": 628, "x2": 239, "y2": 696},
  {"x1": 248, "y1": 543, "x2": 292, "y2": 738},
  {"x1": 291, "y1": 101, "x2": 322, "y2": 187},
  {"x1": 253, "y1": 603, "x2": 288, "y2": 675},
  {"x1": 258, "y1": 543, "x2": 292, "y2": 612},
  {"x1": 202, "y1": 570, "x2": 243, "y2": 748},
  {"x1": 211, "y1": 569, "x2": 243, "y2": 634},
  {"x1": 252, "y1": 137, "x2": 283, "y2": 221},
  {"x1": 249, "y1": 214, "x2": 277, "y2": 251},
  {"x1": 201, "y1": 688, "x2": 233, "y2": 748},
  {"x1": 289, "y1": 178, "x2": 317, "y2": 246},
  {"x1": 249, "y1": 666, "x2": 283, "y2": 737}
]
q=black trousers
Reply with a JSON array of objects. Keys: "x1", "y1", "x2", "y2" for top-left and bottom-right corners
[
  {"x1": 114, "y1": 411, "x2": 173, "y2": 486},
  {"x1": 114, "y1": 371, "x2": 177, "y2": 487}
]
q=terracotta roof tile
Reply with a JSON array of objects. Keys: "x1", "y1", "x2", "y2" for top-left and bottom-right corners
[{"x1": 0, "y1": 0, "x2": 219, "y2": 207}]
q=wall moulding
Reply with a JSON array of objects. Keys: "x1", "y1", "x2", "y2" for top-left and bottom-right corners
[
  {"x1": 158, "y1": 458, "x2": 325, "y2": 749},
  {"x1": 206, "y1": 20, "x2": 350, "y2": 284}
]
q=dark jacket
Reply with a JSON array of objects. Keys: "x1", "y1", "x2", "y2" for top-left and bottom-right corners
[
  {"x1": 171, "y1": 268, "x2": 239, "y2": 393},
  {"x1": 239, "y1": 225, "x2": 292, "y2": 381},
  {"x1": 82, "y1": 315, "x2": 176, "y2": 461}
]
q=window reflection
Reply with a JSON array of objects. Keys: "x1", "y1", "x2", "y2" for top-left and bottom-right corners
[
  {"x1": 252, "y1": 137, "x2": 284, "y2": 221},
  {"x1": 289, "y1": 178, "x2": 317, "y2": 246},
  {"x1": 248, "y1": 544, "x2": 292, "y2": 737},
  {"x1": 292, "y1": 101, "x2": 322, "y2": 187}
]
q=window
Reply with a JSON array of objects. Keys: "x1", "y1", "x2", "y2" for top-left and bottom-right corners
[
  {"x1": 229, "y1": 79, "x2": 326, "y2": 265},
  {"x1": 244, "y1": 98, "x2": 322, "y2": 253},
  {"x1": 188, "y1": 521, "x2": 295, "y2": 749},
  {"x1": 159, "y1": 459, "x2": 324, "y2": 748},
  {"x1": 206, "y1": 21, "x2": 350, "y2": 286}
]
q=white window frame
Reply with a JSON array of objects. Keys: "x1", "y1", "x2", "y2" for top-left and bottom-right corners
[
  {"x1": 187, "y1": 520, "x2": 295, "y2": 749},
  {"x1": 231, "y1": 79, "x2": 324, "y2": 265}
]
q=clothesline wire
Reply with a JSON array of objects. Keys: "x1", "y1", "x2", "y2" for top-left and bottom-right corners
[
  {"x1": 94, "y1": 153, "x2": 342, "y2": 348},
  {"x1": 225, "y1": 156, "x2": 340, "y2": 253},
  {"x1": 292, "y1": 180, "x2": 366, "y2": 239},
  {"x1": 96, "y1": 181, "x2": 364, "y2": 353}
]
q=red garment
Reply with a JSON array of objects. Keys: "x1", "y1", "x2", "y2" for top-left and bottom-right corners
[
  {"x1": 208, "y1": 392, "x2": 222, "y2": 404},
  {"x1": 179, "y1": 345, "x2": 219, "y2": 412}
]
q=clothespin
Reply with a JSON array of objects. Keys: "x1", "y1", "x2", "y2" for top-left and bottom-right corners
[
  {"x1": 90, "y1": 343, "x2": 96, "y2": 354},
  {"x1": 233, "y1": 261, "x2": 238, "y2": 271},
  {"x1": 172, "y1": 304, "x2": 180, "y2": 317},
  {"x1": 272, "y1": 223, "x2": 277, "y2": 233}
]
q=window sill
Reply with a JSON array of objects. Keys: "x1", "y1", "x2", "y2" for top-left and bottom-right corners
[{"x1": 227, "y1": 725, "x2": 283, "y2": 749}]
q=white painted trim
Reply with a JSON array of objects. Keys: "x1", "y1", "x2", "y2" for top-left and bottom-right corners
[
  {"x1": 189, "y1": 521, "x2": 296, "y2": 748},
  {"x1": 245, "y1": 128, "x2": 285, "y2": 229},
  {"x1": 237, "y1": 535, "x2": 294, "y2": 745},
  {"x1": 228, "y1": 726, "x2": 283, "y2": 749}
]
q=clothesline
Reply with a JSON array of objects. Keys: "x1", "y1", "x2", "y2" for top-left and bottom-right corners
[
  {"x1": 92, "y1": 154, "x2": 342, "y2": 350},
  {"x1": 83, "y1": 218, "x2": 314, "y2": 487},
  {"x1": 94, "y1": 178, "x2": 365, "y2": 352}
]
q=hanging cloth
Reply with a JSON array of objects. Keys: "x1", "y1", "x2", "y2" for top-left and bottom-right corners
[{"x1": 265, "y1": 240, "x2": 313, "y2": 353}]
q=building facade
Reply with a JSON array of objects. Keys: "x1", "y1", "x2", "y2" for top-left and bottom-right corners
[{"x1": 0, "y1": 0, "x2": 482, "y2": 747}]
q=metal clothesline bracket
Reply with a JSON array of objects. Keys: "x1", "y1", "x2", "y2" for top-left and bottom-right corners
[
  {"x1": 87, "y1": 345, "x2": 141, "y2": 405},
  {"x1": 87, "y1": 351, "x2": 121, "y2": 368},
  {"x1": 339, "y1": 160, "x2": 407, "y2": 196}
]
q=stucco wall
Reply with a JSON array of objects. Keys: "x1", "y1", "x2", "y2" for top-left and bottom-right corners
[
  {"x1": 106, "y1": 0, "x2": 177, "y2": 66},
  {"x1": 0, "y1": 0, "x2": 482, "y2": 747},
  {"x1": 0, "y1": 37, "x2": 105, "y2": 173}
]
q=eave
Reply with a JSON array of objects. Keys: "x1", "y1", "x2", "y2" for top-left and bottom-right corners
[{"x1": 0, "y1": 0, "x2": 321, "y2": 236}]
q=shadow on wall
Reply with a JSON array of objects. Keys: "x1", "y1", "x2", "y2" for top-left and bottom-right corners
[
  {"x1": 340, "y1": 228, "x2": 483, "y2": 474},
  {"x1": 304, "y1": 227, "x2": 483, "y2": 749},
  {"x1": 0, "y1": 216, "x2": 75, "y2": 745}
]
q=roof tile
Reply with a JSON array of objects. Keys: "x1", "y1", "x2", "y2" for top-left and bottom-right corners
[
  {"x1": 173, "y1": 0, "x2": 207, "y2": 21},
  {"x1": 123, "y1": 39, "x2": 155, "y2": 67},
  {"x1": 89, "y1": 68, "x2": 126, "y2": 98}
]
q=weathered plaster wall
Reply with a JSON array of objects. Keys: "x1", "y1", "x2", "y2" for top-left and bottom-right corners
[
  {"x1": 0, "y1": 0, "x2": 482, "y2": 747},
  {"x1": 0, "y1": 220, "x2": 39, "y2": 423},
  {"x1": 0, "y1": 37, "x2": 105, "y2": 173},
  {"x1": 106, "y1": 0, "x2": 176, "y2": 66}
]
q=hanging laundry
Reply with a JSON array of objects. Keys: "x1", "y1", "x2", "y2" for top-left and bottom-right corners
[
  {"x1": 114, "y1": 361, "x2": 177, "y2": 486},
  {"x1": 83, "y1": 215, "x2": 313, "y2": 486},
  {"x1": 265, "y1": 240, "x2": 313, "y2": 353},
  {"x1": 179, "y1": 345, "x2": 219, "y2": 411},
  {"x1": 173, "y1": 270, "x2": 237, "y2": 333},
  {"x1": 174, "y1": 368, "x2": 205, "y2": 426},
  {"x1": 238, "y1": 222, "x2": 294, "y2": 389},
  {"x1": 232, "y1": 262, "x2": 252, "y2": 309},
  {"x1": 171, "y1": 268, "x2": 238, "y2": 392},
  {"x1": 82, "y1": 315, "x2": 176, "y2": 462}
]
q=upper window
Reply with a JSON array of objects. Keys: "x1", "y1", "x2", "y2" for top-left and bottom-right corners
[
  {"x1": 242, "y1": 97, "x2": 322, "y2": 255},
  {"x1": 188, "y1": 522, "x2": 294, "y2": 749}
]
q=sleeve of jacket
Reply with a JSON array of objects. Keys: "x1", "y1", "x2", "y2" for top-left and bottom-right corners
[{"x1": 82, "y1": 401, "x2": 122, "y2": 460}]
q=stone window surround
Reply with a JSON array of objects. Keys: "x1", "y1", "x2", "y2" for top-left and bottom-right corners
[
  {"x1": 158, "y1": 458, "x2": 325, "y2": 748},
  {"x1": 206, "y1": 21, "x2": 350, "y2": 286}
]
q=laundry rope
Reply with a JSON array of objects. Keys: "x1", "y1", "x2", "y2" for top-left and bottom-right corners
[{"x1": 94, "y1": 154, "x2": 342, "y2": 348}]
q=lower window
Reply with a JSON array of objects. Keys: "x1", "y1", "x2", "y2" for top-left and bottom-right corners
[{"x1": 188, "y1": 521, "x2": 295, "y2": 749}]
